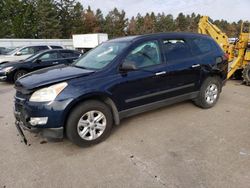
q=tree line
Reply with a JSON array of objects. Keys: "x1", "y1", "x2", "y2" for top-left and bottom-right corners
[{"x1": 0, "y1": 0, "x2": 244, "y2": 39}]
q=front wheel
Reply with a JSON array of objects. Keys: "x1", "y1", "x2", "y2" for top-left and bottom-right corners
[
  {"x1": 66, "y1": 100, "x2": 113, "y2": 147},
  {"x1": 13, "y1": 70, "x2": 28, "y2": 82},
  {"x1": 194, "y1": 77, "x2": 222, "y2": 109}
]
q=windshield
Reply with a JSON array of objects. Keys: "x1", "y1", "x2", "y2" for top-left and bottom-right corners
[
  {"x1": 24, "y1": 52, "x2": 41, "y2": 62},
  {"x1": 6, "y1": 47, "x2": 20, "y2": 55},
  {"x1": 74, "y1": 42, "x2": 129, "y2": 70}
]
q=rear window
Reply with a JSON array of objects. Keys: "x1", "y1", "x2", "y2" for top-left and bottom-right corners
[
  {"x1": 192, "y1": 38, "x2": 217, "y2": 55},
  {"x1": 162, "y1": 39, "x2": 193, "y2": 63},
  {"x1": 51, "y1": 46, "x2": 63, "y2": 49}
]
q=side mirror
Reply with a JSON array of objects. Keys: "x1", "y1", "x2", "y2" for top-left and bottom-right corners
[
  {"x1": 120, "y1": 62, "x2": 137, "y2": 72},
  {"x1": 15, "y1": 51, "x2": 22, "y2": 56},
  {"x1": 35, "y1": 59, "x2": 42, "y2": 64}
]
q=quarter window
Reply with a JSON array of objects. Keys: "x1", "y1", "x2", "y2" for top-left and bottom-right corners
[
  {"x1": 162, "y1": 39, "x2": 193, "y2": 63},
  {"x1": 124, "y1": 41, "x2": 161, "y2": 68},
  {"x1": 192, "y1": 38, "x2": 214, "y2": 54}
]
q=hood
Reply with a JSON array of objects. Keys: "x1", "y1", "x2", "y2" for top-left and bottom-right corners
[
  {"x1": 15, "y1": 64, "x2": 95, "y2": 91},
  {"x1": 0, "y1": 60, "x2": 24, "y2": 68},
  {"x1": 0, "y1": 55, "x2": 30, "y2": 64}
]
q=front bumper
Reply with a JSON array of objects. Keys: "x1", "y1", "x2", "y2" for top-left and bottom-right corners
[
  {"x1": 0, "y1": 75, "x2": 7, "y2": 81},
  {"x1": 15, "y1": 118, "x2": 64, "y2": 140},
  {"x1": 0, "y1": 70, "x2": 12, "y2": 81},
  {"x1": 0, "y1": 70, "x2": 7, "y2": 81},
  {"x1": 14, "y1": 94, "x2": 73, "y2": 139}
]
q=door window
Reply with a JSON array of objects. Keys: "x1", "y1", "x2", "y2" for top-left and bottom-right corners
[
  {"x1": 38, "y1": 52, "x2": 60, "y2": 61},
  {"x1": 19, "y1": 47, "x2": 35, "y2": 55},
  {"x1": 124, "y1": 41, "x2": 161, "y2": 68},
  {"x1": 162, "y1": 39, "x2": 193, "y2": 64}
]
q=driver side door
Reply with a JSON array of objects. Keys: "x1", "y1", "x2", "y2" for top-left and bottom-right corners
[
  {"x1": 34, "y1": 51, "x2": 62, "y2": 70},
  {"x1": 111, "y1": 40, "x2": 168, "y2": 112}
]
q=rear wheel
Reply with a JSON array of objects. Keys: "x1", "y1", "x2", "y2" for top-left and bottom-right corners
[
  {"x1": 194, "y1": 77, "x2": 222, "y2": 109},
  {"x1": 66, "y1": 100, "x2": 113, "y2": 147},
  {"x1": 13, "y1": 70, "x2": 28, "y2": 82}
]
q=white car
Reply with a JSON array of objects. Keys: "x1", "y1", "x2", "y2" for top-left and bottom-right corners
[{"x1": 0, "y1": 45, "x2": 63, "y2": 64}]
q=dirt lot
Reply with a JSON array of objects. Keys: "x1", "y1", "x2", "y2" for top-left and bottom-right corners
[{"x1": 0, "y1": 80, "x2": 250, "y2": 188}]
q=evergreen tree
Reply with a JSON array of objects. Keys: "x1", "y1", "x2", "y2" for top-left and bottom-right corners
[
  {"x1": 95, "y1": 9, "x2": 104, "y2": 32},
  {"x1": 82, "y1": 6, "x2": 99, "y2": 33},
  {"x1": 127, "y1": 16, "x2": 137, "y2": 35},
  {"x1": 176, "y1": 13, "x2": 189, "y2": 31},
  {"x1": 36, "y1": 0, "x2": 62, "y2": 38},
  {"x1": 0, "y1": 1, "x2": 245, "y2": 39},
  {"x1": 71, "y1": 2, "x2": 84, "y2": 35},
  {"x1": 104, "y1": 8, "x2": 128, "y2": 38}
]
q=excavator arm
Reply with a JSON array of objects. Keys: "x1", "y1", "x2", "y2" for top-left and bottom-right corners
[
  {"x1": 198, "y1": 16, "x2": 250, "y2": 81},
  {"x1": 198, "y1": 16, "x2": 234, "y2": 62}
]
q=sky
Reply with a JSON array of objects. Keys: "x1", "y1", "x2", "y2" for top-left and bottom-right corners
[{"x1": 79, "y1": 0, "x2": 250, "y2": 22}]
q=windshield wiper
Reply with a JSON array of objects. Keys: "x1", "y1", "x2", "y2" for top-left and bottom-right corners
[{"x1": 72, "y1": 64, "x2": 88, "y2": 69}]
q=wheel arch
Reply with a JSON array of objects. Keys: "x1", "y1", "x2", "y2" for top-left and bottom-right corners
[{"x1": 62, "y1": 93, "x2": 120, "y2": 130}]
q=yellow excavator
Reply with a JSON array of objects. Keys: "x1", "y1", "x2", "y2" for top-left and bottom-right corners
[{"x1": 198, "y1": 16, "x2": 250, "y2": 85}]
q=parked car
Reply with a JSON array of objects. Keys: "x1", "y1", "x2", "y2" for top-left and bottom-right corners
[
  {"x1": 14, "y1": 33, "x2": 228, "y2": 147},
  {"x1": 0, "y1": 47, "x2": 6, "y2": 55},
  {"x1": 0, "y1": 45, "x2": 64, "y2": 64},
  {"x1": 0, "y1": 49, "x2": 81, "y2": 82}
]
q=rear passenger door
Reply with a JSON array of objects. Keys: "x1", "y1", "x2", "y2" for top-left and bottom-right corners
[
  {"x1": 59, "y1": 51, "x2": 81, "y2": 64},
  {"x1": 161, "y1": 38, "x2": 201, "y2": 97}
]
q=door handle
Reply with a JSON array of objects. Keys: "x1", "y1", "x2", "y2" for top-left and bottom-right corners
[
  {"x1": 155, "y1": 71, "x2": 166, "y2": 76},
  {"x1": 52, "y1": 62, "x2": 59, "y2": 64},
  {"x1": 191, "y1": 64, "x2": 200, "y2": 68}
]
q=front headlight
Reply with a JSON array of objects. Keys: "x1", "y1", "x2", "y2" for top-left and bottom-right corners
[
  {"x1": 2, "y1": 66, "x2": 13, "y2": 72},
  {"x1": 29, "y1": 82, "x2": 68, "y2": 102}
]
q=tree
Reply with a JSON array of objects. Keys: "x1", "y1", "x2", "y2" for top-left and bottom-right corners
[
  {"x1": 95, "y1": 9, "x2": 104, "y2": 32},
  {"x1": 104, "y1": 8, "x2": 128, "y2": 38},
  {"x1": 0, "y1": 0, "x2": 37, "y2": 38},
  {"x1": 175, "y1": 13, "x2": 189, "y2": 31},
  {"x1": 155, "y1": 13, "x2": 176, "y2": 32},
  {"x1": 127, "y1": 16, "x2": 137, "y2": 35},
  {"x1": 71, "y1": 2, "x2": 84, "y2": 35},
  {"x1": 142, "y1": 13, "x2": 155, "y2": 33},
  {"x1": 36, "y1": 0, "x2": 62, "y2": 38},
  {"x1": 82, "y1": 6, "x2": 99, "y2": 33},
  {"x1": 0, "y1": 1, "x2": 244, "y2": 39}
]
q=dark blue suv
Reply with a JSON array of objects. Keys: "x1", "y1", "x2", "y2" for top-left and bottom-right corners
[{"x1": 14, "y1": 33, "x2": 228, "y2": 147}]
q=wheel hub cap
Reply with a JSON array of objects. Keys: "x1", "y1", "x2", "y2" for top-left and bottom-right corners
[
  {"x1": 77, "y1": 110, "x2": 107, "y2": 141},
  {"x1": 205, "y1": 84, "x2": 218, "y2": 104}
]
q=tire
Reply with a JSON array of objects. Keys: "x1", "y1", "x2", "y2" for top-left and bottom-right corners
[
  {"x1": 194, "y1": 77, "x2": 222, "y2": 109},
  {"x1": 242, "y1": 64, "x2": 250, "y2": 86},
  {"x1": 13, "y1": 70, "x2": 28, "y2": 82},
  {"x1": 66, "y1": 100, "x2": 113, "y2": 147}
]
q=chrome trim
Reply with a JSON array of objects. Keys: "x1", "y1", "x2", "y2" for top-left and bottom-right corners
[
  {"x1": 14, "y1": 96, "x2": 26, "y2": 102},
  {"x1": 191, "y1": 64, "x2": 200, "y2": 68},
  {"x1": 155, "y1": 71, "x2": 166, "y2": 76},
  {"x1": 0, "y1": 76, "x2": 7, "y2": 80}
]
